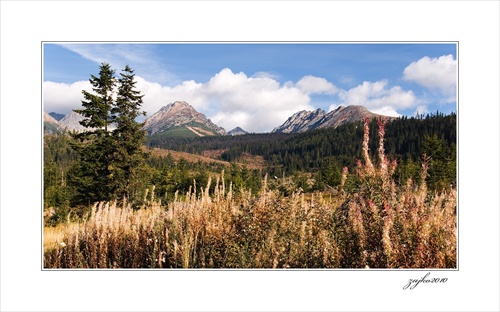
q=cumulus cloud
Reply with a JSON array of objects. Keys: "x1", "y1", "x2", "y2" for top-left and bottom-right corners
[
  {"x1": 44, "y1": 68, "x2": 315, "y2": 133},
  {"x1": 136, "y1": 68, "x2": 314, "y2": 132},
  {"x1": 336, "y1": 80, "x2": 417, "y2": 117},
  {"x1": 46, "y1": 67, "x2": 436, "y2": 132},
  {"x1": 204, "y1": 68, "x2": 312, "y2": 132},
  {"x1": 295, "y1": 75, "x2": 339, "y2": 95},
  {"x1": 43, "y1": 80, "x2": 91, "y2": 114},
  {"x1": 403, "y1": 54, "x2": 457, "y2": 102},
  {"x1": 46, "y1": 66, "x2": 437, "y2": 132}
]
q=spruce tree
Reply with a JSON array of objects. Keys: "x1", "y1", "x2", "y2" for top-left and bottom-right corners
[
  {"x1": 69, "y1": 63, "x2": 117, "y2": 206},
  {"x1": 111, "y1": 65, "x2": 148, "y2": 204},
  {"x1": 75, "y1": 63, "x2": 116, "y2": 133}
]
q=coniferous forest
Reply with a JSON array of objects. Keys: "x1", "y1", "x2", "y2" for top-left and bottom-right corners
[{"x1": 43, "y1": 63, "x2": 457, "y2": 269}]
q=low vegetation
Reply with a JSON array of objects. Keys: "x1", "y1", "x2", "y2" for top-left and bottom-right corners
[{"x1": 44, "y1": 119, "x2": 456, "y2": 269}]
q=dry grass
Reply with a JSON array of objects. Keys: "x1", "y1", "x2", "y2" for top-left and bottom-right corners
[
  {"x1": 147, "y1": 147, "x2": 230, "y2": 166},
  {"x1": 44, "y1": 119, "x2": 456, "y2": 269}
]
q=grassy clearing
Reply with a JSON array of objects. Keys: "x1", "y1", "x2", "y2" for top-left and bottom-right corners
[{"x1": 44, "y1": 119, "x2": 456, "y2": 269}]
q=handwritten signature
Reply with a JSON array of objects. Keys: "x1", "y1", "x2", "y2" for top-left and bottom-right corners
[{"x1": 403, "y1": 272, "x2": 448, "y2": 290}]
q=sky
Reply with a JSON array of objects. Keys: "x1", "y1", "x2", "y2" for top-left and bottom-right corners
[{"x1": 43, "y1": 42, "x2": 457, "y2": 133}]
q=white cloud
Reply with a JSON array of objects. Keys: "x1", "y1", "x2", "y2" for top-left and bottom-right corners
[
  {"x1": 295, "y1": 75, "x2": 339, "y2": 95},
  {"x1": 338, "y1": 80, "x2": 416, "y2": 117},
  {"x1": 44, "y1": 68, "x2": 316, "y2": 133},
  {"x1": 43, "y1": 80, "x2": 91, "y2": 114},
  {"x1": 45, "y1": 70, "x2": 433, "y2": 131},
  {"x1": 135, "y1": 77, "x2": 208, "y2": 113},
  {"x1": 403, "y1": 54, "x2": 457, "y2": 102},
  {"x1": 203, "y1": 68, "x2": 312, "y2": 132},
  {"x1": 252, "y1": 71, "x2": 279, "y2": 80}
]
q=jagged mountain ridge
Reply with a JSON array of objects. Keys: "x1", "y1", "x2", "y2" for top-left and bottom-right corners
[
  {"x1": 143, "y1": 101, "x2": 226, "y2": 137},
  {"x1": 272, "y1": 105, "x2": 396, "y2": 133}
]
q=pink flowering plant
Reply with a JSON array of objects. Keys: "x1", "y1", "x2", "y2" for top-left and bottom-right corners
[{"x1": 334, "y1": 118, "x2": 456, "y2": 268}]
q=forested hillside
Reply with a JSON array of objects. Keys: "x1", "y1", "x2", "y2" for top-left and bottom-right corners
[{"x1": 146, "y1": 112, "x2": 456, "y2": 191}]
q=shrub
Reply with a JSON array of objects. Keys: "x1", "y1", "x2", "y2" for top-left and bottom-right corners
[{"x1": 333, "y1": 119, "x2": 456, "y2": 268}]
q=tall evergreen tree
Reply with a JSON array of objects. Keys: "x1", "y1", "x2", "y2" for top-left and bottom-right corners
[
  {"x1": 111, "y1": 65, "x2": 148, "y2": 203},
  {"x1": 69, "y1": 63, "x2": 117, "y2": 205},
  {"x1": 75, "y1": 63, "x2": 116, "y2": 133}
]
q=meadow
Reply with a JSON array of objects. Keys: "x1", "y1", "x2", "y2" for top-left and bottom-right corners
[{"x1": 43, "y1": 120, "x2": 456, "y2": 269}]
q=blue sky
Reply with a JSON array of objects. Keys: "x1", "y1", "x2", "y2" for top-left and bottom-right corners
[{"x1": 43, "y1": 42, "x2": 457, "y2": 133}]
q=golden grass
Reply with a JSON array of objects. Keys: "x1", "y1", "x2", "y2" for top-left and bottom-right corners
[{"x1": 44, "y1": 119, "x2": 456, "y2": 269}]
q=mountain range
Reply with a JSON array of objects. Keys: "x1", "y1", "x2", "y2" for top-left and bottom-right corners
[
  {"x1": 44, "y1": 101, "x2": 394, "y2": 136},
  {"x1": 44, "y1": 111, "x2": 117, "y2": 133},
  {"x1": 272, "y1": 105, "x2": 395, "y2": 133}
]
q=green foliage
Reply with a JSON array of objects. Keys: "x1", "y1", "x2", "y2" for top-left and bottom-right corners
[
  {"x1": 75, "y1": 63, "x2": 116, "y2": 131},
  {"x1": 44, "y1": 134, "x2": 77, "y2": 210},
  {"x1": 421, "y1": 134, "x2": 456, "y2": 191},
  {"x1": 145, "y1": 112, "x2": 456, "y2": 193},
  {"x1": 111, "y1": 65, "x2": 148, "y2": 204},
  {"x1": 68, "y1": 63, "x2": 148, "y2": 208},
  {"x1": 334, "y1": 119, "x2": 456, "y2": 268},
  {"x1": 45, "y1": 72, "x2": 456, "y2": 229}
]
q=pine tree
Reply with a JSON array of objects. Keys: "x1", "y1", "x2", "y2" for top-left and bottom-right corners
[{"x1": 111, "y1": 65, "x2": 148, "y2": 204}]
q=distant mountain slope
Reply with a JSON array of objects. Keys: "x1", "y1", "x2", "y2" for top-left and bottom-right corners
[
  {"x1": 143, "y1": 101, "x2": 226, "y2": 137},
  {"x1": 272, "y1": 105, "x2": 395, "y2": 133},
  {"x1": 44, "y1": 112, "x2": 60, "y2": 134},
  {"x1": 58, "y1": 111, "x2": 86, "y2": 132},
  {"x1": 58, "y1": 111, "x2": 117, "y2": 132},
  {"x1": 49, "y1": 112, "x2": 65, "y2": 121},
  {"x1": 272, "y1": 109, "x2": 325, "y2": 133},
  {"x1": 228, "y1": 126, "x2": 248, "y2": 136}
]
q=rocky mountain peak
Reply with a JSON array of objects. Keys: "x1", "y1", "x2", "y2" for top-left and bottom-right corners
[
  {"x1": 44, "y1": 111, "x2": 59, "y2": 125},
  {"x1": 58, "y1": 111, "x2": 86, "y2": 132},
  {"x1": 272, "y1": 105, "x2": 395, "y2": 133},
  {"x1": 228, "y1": 126, "x2": 248, "y2": 136},
  {"x1": 144, "y1": 101, "x2": 226, "y2": 136},
  {"x1": 272, "y1": 108, "x2": 327, "y2": 133},
  {"x1": 44, "y1": 112, "x2": 60, "y2": 134},
  {"x1": 57, "y1": 111, "x2": 117, "y2": 132}
]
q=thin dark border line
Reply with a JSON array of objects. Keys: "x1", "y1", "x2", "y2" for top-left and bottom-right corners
[{"x1": 41, "y1": 40, "x2": 459, "y2": 272}]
